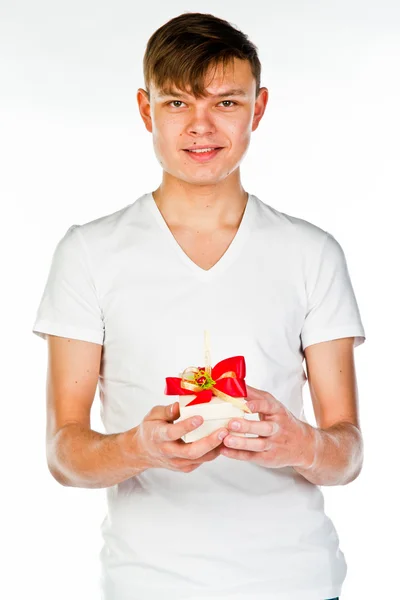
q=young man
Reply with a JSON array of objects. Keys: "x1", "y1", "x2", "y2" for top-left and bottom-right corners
[{"x1": 33, "y1": 12, "x2": 365, "y2": 600}]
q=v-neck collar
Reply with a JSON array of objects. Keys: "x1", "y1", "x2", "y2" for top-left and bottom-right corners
[{"x1": 146, "y1": 192, "x2": 255, "y2": 281}]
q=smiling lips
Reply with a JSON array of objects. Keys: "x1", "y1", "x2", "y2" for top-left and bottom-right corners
[{"x1": 183, "y1": 146, "x2": 223, "y2": 162}]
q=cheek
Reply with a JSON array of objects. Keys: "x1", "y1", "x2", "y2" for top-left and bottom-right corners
[
  {"x1": 237, "y1": 120, "x2": 253, "y2": 140},
  {"x1": 154, "y1": 121, "x2": 183, "y2": 151},
  {"x1": 228, "y1": 127, "x2": 251, "y2": 158},
  {"x1": 224, "y1": 118, "x2": 252, "y2": 144}
]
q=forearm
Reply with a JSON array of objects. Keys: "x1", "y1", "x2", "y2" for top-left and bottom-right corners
[
  {"x1": 293, "y1": 421, "x2": 364, "y2": 486},
  {"x1": 47, "y1": 423, "x2": 148, "y2": 489}
]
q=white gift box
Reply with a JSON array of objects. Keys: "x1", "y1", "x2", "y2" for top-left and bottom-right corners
[{"x1": 175, "y1": 394, "x2": 250, "y2": 443}]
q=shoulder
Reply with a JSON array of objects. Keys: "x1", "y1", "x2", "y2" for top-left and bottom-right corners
[
  {"x1": 52, "y1": 193, "x2": 151, "y2": 277},
  {"x1": 251, "y1": 194, "x2": 330, "y2": 254},
  {"x1": 76, "y1": 192, "x2": 150, "y2": 243},
  {"x1": 56, "y1": 192, "x2": 151, "y2": 262}
]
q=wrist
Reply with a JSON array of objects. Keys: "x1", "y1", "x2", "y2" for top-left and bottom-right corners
[
  {"x1": 119, "y1": 427, "x2": 151, "y2": 472},
  {"x1": 298, "y1": 424, "x2": 321, "y2": 471}
]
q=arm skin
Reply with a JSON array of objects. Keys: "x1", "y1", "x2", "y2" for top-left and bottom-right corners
[
  {"x1": 293, "y1": 337, "x2": 364, "y2": 486},
  {"x1": 49, "y1": 423, "x2": 147, "y2": 489},
  {"x1": 46, "y1": 335, "x2": 148, "y2": 489}
]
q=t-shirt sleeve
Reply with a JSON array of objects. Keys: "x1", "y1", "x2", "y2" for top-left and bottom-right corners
[
  {"x1": 32, "y1": 224, "x2": 105, "y2": 345},
  {"x1": 300, "y1": 231, "x2": 366, "y2": 351}
]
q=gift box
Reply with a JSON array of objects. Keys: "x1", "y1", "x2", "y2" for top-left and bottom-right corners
[{"x1": 165, "y1": 331, "x2": 252, "y2": 443}]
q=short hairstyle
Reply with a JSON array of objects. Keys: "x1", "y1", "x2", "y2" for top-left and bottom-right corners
[{"x1": 143, "y1": 12, "x2": 261, "y2": 99}]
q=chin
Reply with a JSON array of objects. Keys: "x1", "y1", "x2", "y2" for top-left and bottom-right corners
[{"x1": 177, "y1": 173, "x2": 229, "y2": 186}]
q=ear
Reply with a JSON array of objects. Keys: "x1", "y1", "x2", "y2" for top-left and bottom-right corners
[
  {"x1": 252, "y1": 87, "x2": 269, "y2": 132},
  {"x1": 137, "y1": 88, "x2": 153, "y2": 133}
]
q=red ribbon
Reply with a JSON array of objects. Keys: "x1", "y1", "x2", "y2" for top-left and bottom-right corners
[{"x1": 165, "y1": 355, "x2": 247, "y2": 407}]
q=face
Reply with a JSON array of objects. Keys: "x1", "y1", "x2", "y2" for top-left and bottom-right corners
[{"x1": 137, "y1": 58, "x2": 268, "y2": 187}]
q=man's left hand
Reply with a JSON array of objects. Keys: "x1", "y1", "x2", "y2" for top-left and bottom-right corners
[{"x1": 220, "y1": 384, "x2": 317, "y2": 469}]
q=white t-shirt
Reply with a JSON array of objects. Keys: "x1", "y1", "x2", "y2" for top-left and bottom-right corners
[{"x1": 33, "y1": 192, "x2": 366, "y2": 600}]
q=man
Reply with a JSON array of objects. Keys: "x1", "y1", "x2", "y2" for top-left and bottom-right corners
[{"x1": 33, "y1": 12, "x2": 365, "y2": 600}]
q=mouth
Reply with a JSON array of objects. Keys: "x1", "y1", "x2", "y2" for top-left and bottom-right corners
[{"x1": 183, "y1": 147, "x2": 224, "y2": 162}]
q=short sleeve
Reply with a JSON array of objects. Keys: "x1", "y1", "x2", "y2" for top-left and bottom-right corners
[
  {"x1": 32, "y1": 224, "x2": 105, "y2": 345},
  {"x1": 300, "y1": 231, "x2": 366, "y2": 351}
]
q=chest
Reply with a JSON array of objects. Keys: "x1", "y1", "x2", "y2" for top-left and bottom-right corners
[
  {"x1": 100, "y1": 244, "x2": 306, "y2": 388},
  {"x1": 168, "y1": 226, "x2": 239, "y2": 271}
]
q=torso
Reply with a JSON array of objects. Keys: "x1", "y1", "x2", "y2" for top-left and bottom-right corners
[{"x1": 37, "y1": 191, "x2": 356, "y2": 598}]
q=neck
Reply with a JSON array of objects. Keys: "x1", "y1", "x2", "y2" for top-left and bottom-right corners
[{"x1": 152, "y1": 173, "x2": 249, "y2": 232}]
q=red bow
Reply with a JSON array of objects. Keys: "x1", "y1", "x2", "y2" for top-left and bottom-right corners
[{"x1": 165, "y1": 355, "x2": 247, "y2": 407}]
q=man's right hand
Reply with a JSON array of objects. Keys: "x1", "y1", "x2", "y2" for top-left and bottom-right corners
[{"x1": 127, "y1": 401, "x2": 229, "y2": 473}]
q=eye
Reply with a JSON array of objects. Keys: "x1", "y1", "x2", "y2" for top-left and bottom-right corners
[
  {"x1": 167, "y1": 99, "x2": 238, "y2": 109},
  {"x1": 219, "y1": 100, "x2": 237, "y2": 108}
]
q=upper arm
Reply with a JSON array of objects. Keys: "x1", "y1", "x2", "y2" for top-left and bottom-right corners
[
  {"x1": 46, "y1": 334, "x2": 102, "y2": 446},
  {"x1": 304, "y1": 336, "x2": 361, "y2": 431}
]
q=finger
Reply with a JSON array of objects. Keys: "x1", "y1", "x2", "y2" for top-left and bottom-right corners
[
  {"x1": 156, "y1": 411, "x2": 203, "y2": 443},
  {"x1": 166, "y1": 426, "x2": 228, "y2": 460},
  {"x1": 227, "y1": 418, "x2": 279, "y2": 436},
  {"x1": 220, "y1": 447, "x2": 255, "y2": 461},
  {"x1": 223, "y1": 432, "x2": 273, "y2": 452},
  {"x1": 173, "y1": 444, "x2": 222, "y2": 470},
  {"x1": 145, "y1": 402, "x2": 178, "y2": 423},
  {"x1": 167, "y1": 401, "x2": 180, "y2": 422},
  {"x1": 189, "y1": 445, "x2": 222, "y2": 464},
  {"x1": 245, "y1": 385, "x2": 282, "y2": 415}
]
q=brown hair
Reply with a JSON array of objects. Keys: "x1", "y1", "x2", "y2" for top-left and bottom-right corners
[{"x1": 143, "y1": 12, "x2": 261, "y2": 99}]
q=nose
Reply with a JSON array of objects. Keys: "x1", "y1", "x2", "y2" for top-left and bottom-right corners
[{"x1": 186, "y1": 107, "x2": 217, "y2": 137}]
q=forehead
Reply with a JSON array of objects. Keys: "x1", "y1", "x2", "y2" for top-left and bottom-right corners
[{"x1": 150, "y1": 57, "x2": 255, "y2": 99}]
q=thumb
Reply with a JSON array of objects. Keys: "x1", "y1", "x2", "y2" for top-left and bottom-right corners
[
  {"x1": 144, "y1": 401, "x2": 178, "y2": 422},
  {"x1": 167, "y1": 400, "x2": 182, "y2": 421},
  {"x1": 167, "y1": 401, "x2": 179, "y2": 420}
]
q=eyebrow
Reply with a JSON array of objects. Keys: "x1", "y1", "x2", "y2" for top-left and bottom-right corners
[{"x1": 157, "y1": 88, "x2": 248, "y2": 99}]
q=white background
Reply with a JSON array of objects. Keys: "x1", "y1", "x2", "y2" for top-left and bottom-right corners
[{"x1": 1, "y1": 1, "x2": 399, "y2": 598}]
